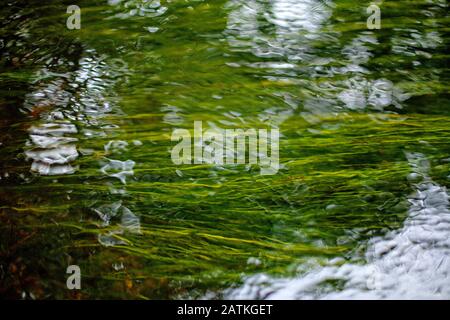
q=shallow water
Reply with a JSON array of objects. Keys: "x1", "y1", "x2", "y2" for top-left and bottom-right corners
[
  {"x1": 0, "y1": 0, "x2": 449, "y2": 299},
  {"x1": 227, "y1": 153, "x2": 450, "y2": 299}
]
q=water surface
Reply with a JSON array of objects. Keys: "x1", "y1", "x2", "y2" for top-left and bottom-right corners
[{"x1": 0, "y1": 0, "x2": 449, "y2": 299}]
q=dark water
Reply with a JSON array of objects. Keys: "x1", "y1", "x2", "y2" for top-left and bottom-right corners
[{"x1": 0, "y1": 0, "x2": 449, "y2": 299}]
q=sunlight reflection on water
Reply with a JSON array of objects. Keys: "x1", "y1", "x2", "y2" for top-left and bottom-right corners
[
  {"x1": 1, "y1": 0, "x2": 449, "y2": 299},
  {"x1": 227, "y1": 153, "x2": 450, "y2": 299}
]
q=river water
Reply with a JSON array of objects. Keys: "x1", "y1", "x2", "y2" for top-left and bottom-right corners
[{"x1": 0, "y1": 0, "x2": 449, "y2": 299}]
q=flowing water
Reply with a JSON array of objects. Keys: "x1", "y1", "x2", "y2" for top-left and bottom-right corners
[{"x1": 0, "y1": 0, "x2": 449, "y2": 299}]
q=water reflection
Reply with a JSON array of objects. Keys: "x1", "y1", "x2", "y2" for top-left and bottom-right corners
[
  {"x1": 225, "y1": 0, "x2": 417, "y2": 126},
  {"x1": 18, "y1": 33, "x2": 141, "y2": 246},
  {"x1": 94, "y1": 200, "x2": 141, "y2": 247},
  {"x1": 224, "y1": 0, "x2": 333, "y2": 132},
  {"x1": 226, "y1": 0, "x2": 331, "y2": 61},
  {"x1": 25, "y1": 121, "x2": 78, "y2": 175},
  {"x1": 227, "y1": 153, "x2": 450, "y2": 299},
  {"x1": 222, "y1": 0, "x2": 450, "y2": 299},
  {"x1": 1, "y1": 0, "x2": 449, "y2": 299},
  {"x1": 107, "y1": 0, "x2": 168, "y2": 19},
  {"x1": 22, "y1": 48, "x2": 126, "y2": 175}
]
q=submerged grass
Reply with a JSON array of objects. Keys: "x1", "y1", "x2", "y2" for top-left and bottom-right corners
[{"x1": 1, "y1": 0, "x2": 449, "y2": 298}]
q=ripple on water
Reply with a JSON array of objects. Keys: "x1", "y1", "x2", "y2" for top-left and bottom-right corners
[
  {"x1": 226, "y1": 153, "x2": 450, "y2": 299},
  {"x1": 25, "y1": 123, "x2": 79, "y2": 175},
  {"x1": 226, "y1": 0, "x2": 331, "y2": 60},
  {"x1": 94, "y1": 200, "x2": 141, "y2": 247},
  {"x1": 100, "y1": 159, "x2": 135, "y2": 184},
  {"x1": 107, "y1": 0, "x2": 168, "y2": 19}
]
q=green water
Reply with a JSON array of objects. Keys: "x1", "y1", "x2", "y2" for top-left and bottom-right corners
[{"x1": 0, "y1": 0, "x2": 449, "y2": 299}]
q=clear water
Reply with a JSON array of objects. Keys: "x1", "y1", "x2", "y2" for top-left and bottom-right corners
[{"x1": 0, "y1": 0, "x2": 449, "y2": 299}]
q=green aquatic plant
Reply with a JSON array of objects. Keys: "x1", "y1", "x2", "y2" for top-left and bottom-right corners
[{"x1": 0, "y1": 0, "x2": 449, "y2": 299}]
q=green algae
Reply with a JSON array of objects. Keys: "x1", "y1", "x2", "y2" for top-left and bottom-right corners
[{"x1": 1, "y1": 0, "x2": 449, "y2": 299}]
